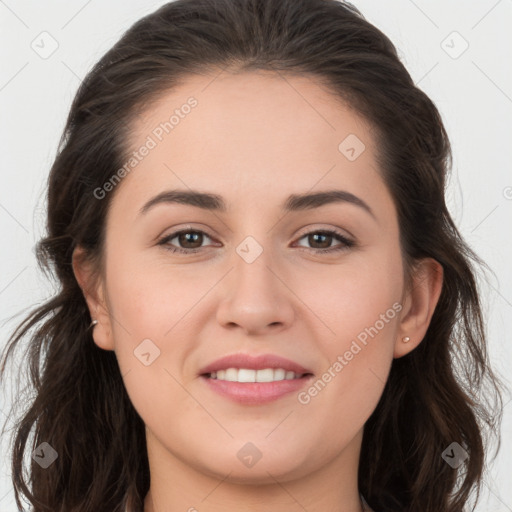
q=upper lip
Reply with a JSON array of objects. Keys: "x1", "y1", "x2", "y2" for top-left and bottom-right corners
[{"x1": 199, "y1": 353, "x2": 313, "y2": 375}]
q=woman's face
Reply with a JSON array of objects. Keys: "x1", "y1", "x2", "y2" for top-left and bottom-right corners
[{"x1": 80, "y1": 70, "x2": 435, "y2": 487}]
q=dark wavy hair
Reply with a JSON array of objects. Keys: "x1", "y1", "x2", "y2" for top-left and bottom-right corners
[{"x1": 0, "y1": 0, "x2": 504, "y2": 511}]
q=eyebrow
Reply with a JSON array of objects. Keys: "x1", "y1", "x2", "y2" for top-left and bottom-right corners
[{"x1": 139, "y1": 189, "x2": 375, "y2": 219}]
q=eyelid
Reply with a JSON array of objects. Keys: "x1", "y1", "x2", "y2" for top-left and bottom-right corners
[
  {"x1": 156, "y1": 226, "x2": 217, "y2": 250},
  {"x1": 294, "y1": 223, "x2": 354, "y2": 240},
  {"x1": 157, "y1": 224, "x2": 356, "y2": 254},
  {"x1": 156, "y1": 223, "x2": 216, "y2": 241},
  {"x1": 158, "y1": 223, "x2": 353, "y2": 242}
]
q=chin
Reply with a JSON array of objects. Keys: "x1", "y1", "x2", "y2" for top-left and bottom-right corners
[
  {"x1": 191, "y1": 444, "x2": 314, "y2": 484},
  {"x1": 202, "y1": 460, "x2": 307, "y2": 485}
]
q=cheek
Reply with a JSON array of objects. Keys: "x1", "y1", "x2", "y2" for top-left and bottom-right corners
[
  {"x1": 105, "y1": 250, "x2": 205, "y2": 338},
  {"x1": 102, "y1": 260, "x2": 199, "y2": 430},
  {"x1": 105, "y1": 235, "x2": 403, "y2": 359},
  {"x1": 295, "y1": 316, "x2": 396, "y2": 447},
  {"x1": 300, "y1": 251, "x2": 403, "y2": 341},
  {"x1": 297, "y1": 253, "x2": 401, "y2": 421}
]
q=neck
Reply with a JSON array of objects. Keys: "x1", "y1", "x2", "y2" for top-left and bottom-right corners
[{"x1": 143, "y1": 428, "x2": 366, "y2": 512}]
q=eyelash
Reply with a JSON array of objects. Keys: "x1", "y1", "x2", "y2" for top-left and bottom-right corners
[{"x1": 157, "y1": 228, "x2": 355, "y2": 255}]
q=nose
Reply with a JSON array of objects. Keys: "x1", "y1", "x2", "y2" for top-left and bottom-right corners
[{"x1": 215, "y1": 244, "x2": 295, "y2": 336}]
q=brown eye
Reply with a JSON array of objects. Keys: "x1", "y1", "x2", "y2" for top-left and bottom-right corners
[
  {"x1": 158, "y1": 228, "x2": 355, "y2": 255},
  {"x1": 295, "y1": 230, "x2": 354, "y2": 253},
  {"x1": 158, "y1": 230, "x2": 214, "y2": 254},
  {"x1": 175, "y1": 231, "x2": 204, "y2": 249},
  {"x1": 307, "y1": 232, "x2": 334, "y2": 249}
]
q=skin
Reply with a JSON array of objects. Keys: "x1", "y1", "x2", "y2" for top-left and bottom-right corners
[{"x1": 73, "y1": 69, "x2": 443, "y2": 512}]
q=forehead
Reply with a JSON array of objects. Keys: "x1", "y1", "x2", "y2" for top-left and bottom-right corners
[{"x1": 119, "y1": 70, "x2": 392, "y2": 218}]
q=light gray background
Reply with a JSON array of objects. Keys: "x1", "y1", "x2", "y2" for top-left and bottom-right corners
[{"x1": 1, "y1": 0, "x2": 511, "y2": 510}]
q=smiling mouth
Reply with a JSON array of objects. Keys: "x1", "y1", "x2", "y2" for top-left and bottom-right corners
[{"x1": 203, "y1": 367, "x2": 313, "y2": 383}]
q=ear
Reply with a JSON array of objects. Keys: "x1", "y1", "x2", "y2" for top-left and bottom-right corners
[
  {"x1": 394, "y1": 257, "x2": 444, "y2": 358},
  {"x1": 72, "y1": 246, "x2": 115, "y2": 351}
]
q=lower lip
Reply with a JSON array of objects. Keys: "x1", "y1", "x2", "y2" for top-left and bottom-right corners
[{"x1": 200, "y1": 375, "x2": 313, "y2": 404}]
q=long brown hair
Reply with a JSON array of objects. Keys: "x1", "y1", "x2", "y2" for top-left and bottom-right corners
[{"x1": 0, "y1": 1, "x2": 504, "y2": 511}]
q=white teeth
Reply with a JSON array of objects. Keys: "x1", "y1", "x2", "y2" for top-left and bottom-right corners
[
  {"x1": 274, "y1": 368, "x2": 286, "y2": 381},
  {"x1": 209, "y1": 367, "x2": 302, "y2": 382},
  {"x1": 255, "y1": 368, "x2": 274, "y2": 382},
  {"x1": 225, "y1": 368, "x2": 238, "y2": 381},
  {"x1": 237, "y1": 369, "x2": 256, "y2": 382}
]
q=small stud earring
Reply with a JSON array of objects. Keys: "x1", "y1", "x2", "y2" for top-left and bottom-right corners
[
  {"x1": 402, "y1": 336, "x2": 410, "y2": 343},
  {"x1": 90, "y1": 319, "x2": 98, "y2": 329}
]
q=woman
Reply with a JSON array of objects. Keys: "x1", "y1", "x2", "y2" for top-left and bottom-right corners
[{"x1": 0, "y1": 0, "x2": 504, "y2": 511}]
